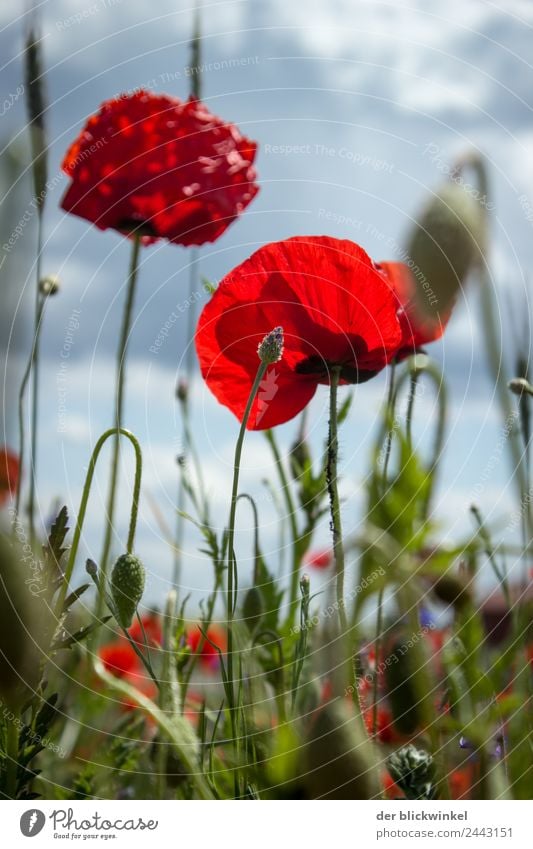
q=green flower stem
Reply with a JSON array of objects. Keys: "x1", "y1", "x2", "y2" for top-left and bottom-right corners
[
  {"x1": 265, "y1": 428, "x2": 301, "y2": 629},
  {"x1": 93, "y1": 656, "x2": 213, "y2": 799},
  {"x1": 226, "y1": 361, "x2": 267, "y2": 797},
  {"x1": 327, "y1": 366, "x2": 348, "y2": 637},
  {"x1": 406, "y1": 367, "x2": 419, "y2": 453},
  {"x1": 15, "y1": 213, "x2": 45, "y2": 537},
  {"x1": 98, "y1": 235, "x2": 142, "y2": 623},
  {"x1": 157, "y1": 590, "x2": 177, "y2": 799},
  {"x1": 373, "y1": 362, "x2": 397, "y2": 735},
  {"x1": 382, "y1": 359, "x2": 397, "y2": 482},
  {"x1": 55, "y1": 427, "x2": 142, "y2": 618}
]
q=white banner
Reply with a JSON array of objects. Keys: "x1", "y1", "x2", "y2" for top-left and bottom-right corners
[{"x1": 2, "y1": 800, "x2": 531, "y2": 848}]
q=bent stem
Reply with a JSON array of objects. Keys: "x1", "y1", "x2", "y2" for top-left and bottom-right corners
[
  {"x1": 55, "y1": 427, "x2": 142, "y2": 618},
  {"x1": 226, "y1": 361, "x2": 267, "y2": 797},
  {"x1": 98, "y1": 235, "x2": 142, "y2": 625}
]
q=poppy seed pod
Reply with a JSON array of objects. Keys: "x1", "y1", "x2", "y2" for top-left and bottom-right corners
[
  {"x1": 302, "y1": 702, "x2": 381, "y2": 799},
  {"x1": 406, "y1": 182, "x2": 486, "y2": 324},
  {"x1": 110, "y1": 553, "x2": 146, "y2": 628},
  {"x1": 430, "y1": 572, "x2": 471, "y2": 612}
]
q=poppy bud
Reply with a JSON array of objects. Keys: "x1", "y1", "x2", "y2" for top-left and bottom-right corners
[
  {"x1": 39, "y1": 274, "x2": 60, "y2": 297},
  {"x1": 508, "y1": 377, "x2": 533, "y2": 397},
  {"x1": 300, "y1": 573, "x2": 310, "y2": 596},
  {"x1": 302, "y1": 701, "x2": 381, "y2": 799},
  {"x1": 257, "y1": 326, "x2": 284, "y2": 364},
  {"x1": 430, "y1": 572, "x2": 471, "y2": 611},
  {"x1": 110, "y1": 553, "x2": 146, "y2": 628},
  {"x1": 406, "y1": 182, "x2": 485, "y2": 323},
  {"x1": 384, "y1": 635, "x2": 423, "y2": 735},
  {"x1": 242, "y1": 585, "x2": 264, "y2": 633}
]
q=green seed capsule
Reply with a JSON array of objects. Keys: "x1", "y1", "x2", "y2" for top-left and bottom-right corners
[
  {"x1": 406, "y1": 182, "x2": 486, "y2": 325},
  {"x1": 110, "y1": 554, "x2": 146, "y2": 628}
]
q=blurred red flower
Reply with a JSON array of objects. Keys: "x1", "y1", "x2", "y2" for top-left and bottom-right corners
[
  {"x1": 382, "y1": 770, "x2": 405, "y2": 799},
  {"x1": 0, "y1": 448, "x2": 19, "y2": 507},
  {"x1": 304, "y1": 548, "x2": 333, "y2": 570},
  {"x1": 99, "y1": 640, "x2": 139, "y2": 678},
  {"x1": 195, "y1": 236, "x2": 403, "y2": 429},
  {"x1": 364, "y1": 705, "x2": 400, "y2": 744},
  {"x1": 61, "y1": 90, "x2": 258, "y2": 246},
  {"x1": 99, "y1": 637, "x2": 157, "y2": 711},
  {"x1": 128, "y1": 612, "x2": 162, "y2": 647},
  {"x1": 449, "y1": 766, "x2": 474, "y2": 800},
  {"x1": 187, "y1": 625, "x2": 226, "y2": 671},
  {"x1": 379, "y1": 261, "x2": 451, "y2": 359}
]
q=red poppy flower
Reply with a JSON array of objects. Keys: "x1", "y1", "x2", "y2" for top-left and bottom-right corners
[
  {"x1": 364, "y1": 705, "x2": 399, "y2": 744},
  {"x1": 196, "y1": 236, "x2": 403, "y2": 430},
  {"x1": 304, "y1": 548, "x2": 333, "y2": 570},
  {"x1": 449, "y1": 766, "x2": 474, "y2": 800},
  {"x1": 0, "y1": 448, "x2": 19, "y2": 507},
  {"x1": 61, "y1": 90, "x2": 259, "y2": 246},
  {"x1": 128, "y1": 612, "x2": 162, "y2": 647},
  {"x1": 187, "y1": 625, "x2": 226, "y2": 671},
  {"x1": 382, "y1": 770, "x2": 405, "y2": 799},
  {"x1": 378, "y1": 262, "x2": 451, "y2": 359},
  {"x1": 99, "y1": 640, "x2": 140, "y2": 678}
]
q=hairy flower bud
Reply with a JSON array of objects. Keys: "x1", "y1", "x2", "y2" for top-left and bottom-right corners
[
  {"x1": 110, "y1": 553, "x2": 146, "y2": 628},
  {"x1": 257, "y1": 326, "x2": 284, "y2": 364},
  {"x1": 508, "y1": 377, "x2": 533, "y2": 397},
  {"x1": 39, "y1": 274, "x2": 60, "y2": 296},
  {"x1": 406, "y1": 182, "x2": 485, "y2": 323}
]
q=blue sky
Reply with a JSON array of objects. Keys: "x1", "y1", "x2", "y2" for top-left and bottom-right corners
[{"x1": 1, "y1": 0, "x2": 533, "y2": 615}]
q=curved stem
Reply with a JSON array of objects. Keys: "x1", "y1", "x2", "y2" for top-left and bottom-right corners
[
  {"x1": 265, "y1": 428, "x2": 301, "y2": 629},
  {"x1": 97, "y1": 235, "x2": 142, "y2": 622},
  {"x1": 55, "y1": 426, "x2": 142, "y2": 617},
  {"x1": 226, "y1": 361, "x2": 267, "y2": 797}
]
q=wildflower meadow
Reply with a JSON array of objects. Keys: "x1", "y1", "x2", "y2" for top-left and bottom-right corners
[{"x1": 0, "y1": 0, "x2": 532, "y2": 835}]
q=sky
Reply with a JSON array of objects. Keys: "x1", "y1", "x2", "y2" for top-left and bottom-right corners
[{"x1": 1, "y1": 0, "x2": 533, "y2": 617}]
